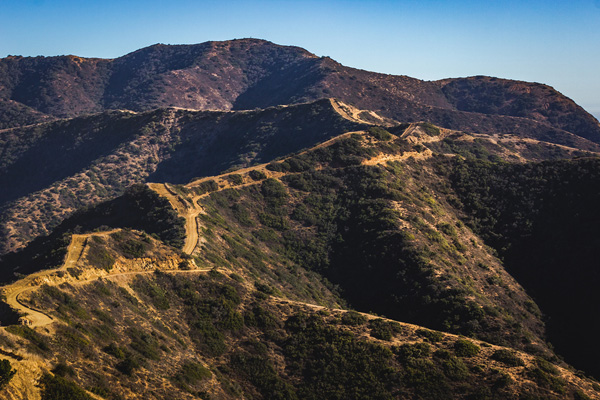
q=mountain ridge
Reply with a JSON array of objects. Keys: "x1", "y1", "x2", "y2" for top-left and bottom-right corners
[
  {"x1": 2, "y1": 38, "x2": 598, "y2": 145},
  {"x1": 1, "y1": 38, "x2": 600, "y2": 399},
  {"x1": 1, "y1": 126, "x2": 599, "y2": 399}
]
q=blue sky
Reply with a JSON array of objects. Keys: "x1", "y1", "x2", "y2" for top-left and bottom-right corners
[{"x1": 1, "y1": 0, "x2": 599, "y2": 119}]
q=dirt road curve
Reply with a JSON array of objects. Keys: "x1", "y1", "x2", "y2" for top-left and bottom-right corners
[
  {"x1": 2, "y1": 226, "x2": 211, "y2": 329},
  {"x1": 147, "y1": 183, "x2": 204, "y2": 254},
  {"x1": 3, "y1": 230, "x2": 119, "y2": 328}
]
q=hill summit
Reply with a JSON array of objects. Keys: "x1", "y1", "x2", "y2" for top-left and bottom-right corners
[{"x1": 1, "y1": 39, "x2": 599, "y2": 144}]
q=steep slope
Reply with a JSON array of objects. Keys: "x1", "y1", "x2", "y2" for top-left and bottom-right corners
[
  {"x1": 0, "y1": 39, "x2": 316, "y2": 126},
  {"x1": 442, "y1": 156, "x2": 600, "y2": 379},
  {"x1": 3, "y1": 270, "x2": 599, "y2": 400},
  {"x1": 0, "y1": 183, "x2": 185, "y2": 285},
  {"x1": 1, "y1": 127, "x2": 599, "y2": 399},
  {"x1": 439, "y1": 76, "x2": 600, "y2": 144},
  {"x1": 1, "y1": 39, "x2": 599, "y2": 146},
  {"x1": 0, "y1": 124, "x2": 600, "y2": 400},
  {"x1": 0, "y1": 99, "x2": 365, "y2": 255}
]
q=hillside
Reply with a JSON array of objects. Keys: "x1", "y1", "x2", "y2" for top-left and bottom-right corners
[
  {"x1": 2, "y1": 39, "x2": 599, "y2": 146},
  {"x1": 1, "y1": 127, "x2": 600, "y2": 399},
  {"x1": 1, "y1": 38, "x2": 600, "y2": 399},
  {"x1": 0, "y1": 99, "x2": 365, "y2": 255}
]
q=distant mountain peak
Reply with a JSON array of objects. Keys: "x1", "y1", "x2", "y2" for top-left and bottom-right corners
[{"x1": 1, "y1": 38, "x2": 599, "y2": 143}]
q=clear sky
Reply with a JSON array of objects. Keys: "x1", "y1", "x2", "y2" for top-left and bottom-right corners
[{"x1": 1, "y1": 0, "x2": 599, "y2": 120}]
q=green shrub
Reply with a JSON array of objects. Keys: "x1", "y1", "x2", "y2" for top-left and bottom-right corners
[
  {"x1": 283, "y1": 313, "x2": 398, "y2": 399},
  {"x1": 340, "y1": 311, "x2": 367, "y2": 326},
  {"x1": 534, "y1": 357, "x2": 559, "y2": 375},
  {"x1": 51, "y1": 362, "x2": 75, "y2": 377},
  {"x1": 266, "y1": 162, "x2": 290, "y2": 172},
  {"x1": 368, "y1": 318, "x2": 400, "y2": 341},
  {"x1": 132, "y1": 278, "x2": 170, "y2": 310},
  {"x1": 261, "y1": 179, "x2": 288, "y2": 202},
  {"x1": 441, "y1": 356, "x2": 470, "y2": 380},
  {"x1": 116, "y1": 354, "x2": 140, "y2": 376},
  {"x1": 420, "y1": 122, "x2": 441, "y2": 137},
  {"x1": 231, "y1": 351, "x2": 298, "y2": 400},
  {"x1": 367, "y1": 127, "x2": 392, "y2": 141},
  {"x1": 116, "y1": 238, "x2": 147, "y2": 259},
  {"x1": 226, "y1": 174, "x2": 244, "y2": 185},
  {"x1": 6, "y1": 325, "x2": 50, "y2": 352},
  {"x1": 194, "y1": 180, "x2": 219, "y2": 194},
  {"x1": 528, "y1": 367, "x2": 566, "y2": 394},
  {"x1": 0, "y1": 359, "x2": 16, "y2": 390},
  {"x1": 103, "y1": 343, "x2": 125, "y2": 359},
  {"x1": 453, "y1": 339, "x2": 480, "y2": 357},
  {"x1": 86, "y1": 237, "x2": 115, "y2": 270},
  {"x1": 172, "y1": 361, "x2": 212, "y2": 391},
  {"x1": 396, "y1": 342, "x2": 431, "y2": 362},
  {"x1": 491, "y1": 349, "x2": 524, "y2": 366},
  {"x1": 244, "y1": 305, "x2": 279, "y2": 329},
  {"x1": 39, "y1": 373, "x2": 93, "y2": 400},
  {"x1": 249, "y1": 170, "x2": 267, "y2": 181},
  {"x1": 127, "y1": 328, "x2": 161, "y2": 360},
  {"x1": 416, "y1": 329, "x2": 444, "y2": 343}
]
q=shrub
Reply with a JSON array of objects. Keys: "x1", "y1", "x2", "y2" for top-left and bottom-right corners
[
  {"x1": 453, "y1": 339, "x2": 480, "y2": 357},
  {"x1": 528, "y1": 367, "x2": 566, "y2": 394},
  {"x1": 441, "y1": 356, "x2": 469, "y2": 380},
  {"x1": 51, "y1": 362, "x2": 75, "y2": 377},
  {"x1": 491, "y1": 349, "x2": 524, "y2": 366},
  {"x1": 249, "y1": 170, "x2": 267, "y2": 181},
  {"x1": 340, "y1": 311, "x2": 367, "y2": 326},
  {"x1": 261, "y1": 179, "x2": 288, "y2": 201},
  {"x1": 103, "y1": 343, "x2": 125, "y2": 359},
  {"x1": 0, "y1": 359, "x2": 16, "y2": 390},
  {"x1": 416, "y1": 329, "x2": 444, "y2": 343},
  {"x1": 86, "y1": 237, "x2": 115, "y2": 270},
  {"x1": 368, "y1": 318, "x2": 400, "y2": 341},
  {"x1": 38, "y1": 373, "x2": 93, "y2": 400},
  {"x1": 396, "y1": 342, "x2": 431, "y2": 362},
  {"x1": 226, "y1": 174, "x2": 244, "y2": 185},
  {"x1": 194, "y1": 180, "x2": 219, "y2": 194},
  {"x1": 116, "y1": 355, "x2": 140, "y2": 376},
  {"x1": 6, "y1": 325, "x2": 49, "y2": 352},
  {"x1": 116, "y1": 238, "x2": 147, "y2": 259},
  {"x1": 367, "y1": 127, "x2": 392, "y2": 141},
  {"x1": 172, "y1": 361, "x2": 212, "y2": 390},
  {"x1": 420, "y1": 122, "x2": 441, "y2": 137}
]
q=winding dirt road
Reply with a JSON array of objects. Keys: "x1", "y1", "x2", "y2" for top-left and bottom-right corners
[
  {"x1": 2, "y1": 230, "x2": 121, "y2": 328},
  {"x1": 5, "y1": 128, "x2": 439, "y2": 330},
  {"x1": 147, "y1": 183, "x2": 205, "y2": 255}
]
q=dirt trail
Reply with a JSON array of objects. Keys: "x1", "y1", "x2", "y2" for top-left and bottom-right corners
[
  {"x1": 362, "y1": 149, "x2": 433, "y2": 165},
  {"x1": 63, "y1": 230, "x2": 120, "y2": 269},
  {"x1": 152, "y1": 128, "x2": 438, "y2": 256},
  {"x1": 2, "y1": 225, "x2": 211, "y2": 329},
  {"x1": 329, "y1": 99, "x2": 394, "y2": 126},
  {"x1": 2, "y1": 229, "x2": 122, "y2": 329},
  {"x1": 148, "y1": 183, "x2": 205, "y2": 254}
]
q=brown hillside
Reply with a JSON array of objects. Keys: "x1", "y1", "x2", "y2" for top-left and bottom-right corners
[{"x1": 1, "y1": 39, "x2": 599, "y2": 146}]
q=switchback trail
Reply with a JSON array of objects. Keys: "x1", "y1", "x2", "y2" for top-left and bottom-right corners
[
  {"x1": 150, "y1": 128, "x2": 440, "y2": 255},
  {"x1": 147, "y1": 183, "x2": 205, "y2": 254},
  {"x1": 2, "y1": 228, "x2": 209, "y2": 329}
]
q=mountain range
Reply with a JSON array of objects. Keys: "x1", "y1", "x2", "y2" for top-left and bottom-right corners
[{"x1": 0, "y1": 39, "x2": 599, "y2": 399}]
